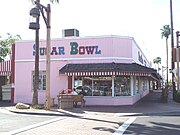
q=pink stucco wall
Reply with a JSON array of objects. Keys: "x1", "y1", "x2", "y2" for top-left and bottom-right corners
[{"x1": 14, "y1": 36, "x2": 149, "y2": 105}]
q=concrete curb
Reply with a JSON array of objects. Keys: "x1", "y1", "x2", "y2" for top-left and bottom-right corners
[
  {"x1": 5, "y1": 108, "x2": 180, "y2": 117},
  {"x1": 5, "y1": 108, "x2": 82, "y2": 117}
]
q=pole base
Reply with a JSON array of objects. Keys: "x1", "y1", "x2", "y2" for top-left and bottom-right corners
[{"x1": 44, "y1": 99, "x2": 51, "y2": 110}]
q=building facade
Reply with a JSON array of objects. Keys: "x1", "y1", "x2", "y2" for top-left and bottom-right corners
[{"x1": 13, "y1": 33, "x2": 159, "y2": 105}]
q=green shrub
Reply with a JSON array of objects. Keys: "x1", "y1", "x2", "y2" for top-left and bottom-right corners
[{"x1": 174, "y1": 92, "x2": 180, "y2": 103}]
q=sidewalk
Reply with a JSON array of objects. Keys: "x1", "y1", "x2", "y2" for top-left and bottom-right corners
[{"x1": 1, "y1": 90, "x2": 180, "y2": 117}]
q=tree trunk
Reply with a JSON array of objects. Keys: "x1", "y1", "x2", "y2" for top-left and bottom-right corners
[
  {"x1": 166, "y1": 38, "x2": 169, "y2": 84},
  {"x1": 158, "y1": 63, "x2": 160, "y2": 74}
]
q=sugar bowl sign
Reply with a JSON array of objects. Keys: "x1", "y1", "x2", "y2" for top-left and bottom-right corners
[{"x1": 33, "y1": 42, "x2": 102, "y2": 56}]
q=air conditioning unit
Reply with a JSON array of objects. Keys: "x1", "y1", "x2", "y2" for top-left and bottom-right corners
[{"x1": 62, "y1": 29, "x2": 79, "y2": 37}]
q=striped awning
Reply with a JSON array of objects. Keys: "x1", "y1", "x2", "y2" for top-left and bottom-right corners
[
  {"x1": 64, "y1": 71, "x2": 150, "y2": 77},
  {"x1": 59, "y1": 63, "x2": 159, "y2": 79},
  {"x1": 0, "y1": 60, "x2": 11, "y2": 76}
]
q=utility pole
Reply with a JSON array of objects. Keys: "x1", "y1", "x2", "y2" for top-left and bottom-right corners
[
  {"x1": 170, "y1": 0, "x2": 176, "y2": 99},
  {"x1": 45, "y1": 4, "x2": 51, "y2": 110},
  {"x1": 176, "y1": 31, "x2": 180, "y2": 91}
]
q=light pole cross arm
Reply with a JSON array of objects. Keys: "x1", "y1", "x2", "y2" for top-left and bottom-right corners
[{"x1": 39, "y1": 4, "x2": 51, "y2": 28}]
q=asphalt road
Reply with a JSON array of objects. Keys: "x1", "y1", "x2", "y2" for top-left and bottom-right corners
[
  {"x1": 123, "y1": 116, "x2": 180, "y2": 135},
  {"x1": 0, "y1": 91, "x2": 180, "y2": 135},
  {"x1": 1, "y1": 108, "x2": 180, "y2": 135},
  {"x1": 0, "y1": 109, "x2": 58, "y2": 134},
  {"x1": 0, "y1": 109, "x2": 127, "y2": 135}
]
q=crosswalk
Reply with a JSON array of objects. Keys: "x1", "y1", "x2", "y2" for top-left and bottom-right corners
[{"x1": 112, "y1": 117, "x2": 136, "y2": 135}]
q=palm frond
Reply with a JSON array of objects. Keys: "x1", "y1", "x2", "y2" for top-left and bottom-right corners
[
  {"x1": 50, "y1": 0, "x2": 59, "y2": 3},
  {"x1": 30, "y1": 0, "x2": 59, "y2": 4},
  {"x1": 30, "y1": 0, "x2": 35, "y2": 4},
  {"x1": 161, "y1": 25, "x2": 171, "y2": 39}
]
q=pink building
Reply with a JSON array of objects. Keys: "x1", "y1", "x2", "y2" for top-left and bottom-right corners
[{"x1": 13, "y1": 30, "x2": 159, "y2": 105}]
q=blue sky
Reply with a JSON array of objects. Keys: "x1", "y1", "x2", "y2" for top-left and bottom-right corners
[{"x1": 0, "y1": 0, "x2": 180, "y2": 67}]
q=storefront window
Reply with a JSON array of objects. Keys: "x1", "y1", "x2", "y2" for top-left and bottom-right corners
[
  {"x1": 136, "y1": 77, "x2": 139, "y2": 94},
  {"x1": 32, "y1": 71, "x2": 46, "y2": 90},
  {"x1": 114, "y1": 76, "x2": 130, "y2": 96},
  {"x1": 74, "y1": 76, "x2": 92, "y2": 96},
  {"x1": 74, "y1": 75, "x2": 132, "y2": 97},
  {"x1": 142, "y1": 77, "x2": 148, "y2": 91},
  {"x1": 74, "y1": 76, "x2": 112, "y2": 96},
  {"x1": 93, "y1": 76, "x2": 112, "y2": 96}
]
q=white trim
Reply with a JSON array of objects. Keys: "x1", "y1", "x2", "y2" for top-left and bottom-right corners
[
  {"x1": 15, "y1": 57, "x2": 133, "y2": 63},
  {"x1": 112, "y1": 76, "x2": 115, "y2": 97},
  {"x1": 130, "y1": 76, "x2": 134, "y2": 96}
]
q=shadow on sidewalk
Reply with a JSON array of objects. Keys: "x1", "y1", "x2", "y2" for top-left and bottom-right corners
[
  {"x1": 62, "y1": 91, "x2": 179, "y2": 115},
  {"x1": 136, "y1": 91, "x2": 162, "y2": 103}
]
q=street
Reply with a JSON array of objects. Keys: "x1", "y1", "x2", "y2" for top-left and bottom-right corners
[
  {"x1": 1, "y1": 108, "x2": 180, "y2": 135},
  {"x1": 0, "y1": 109, "x2": 128, "y2": 135},
  {"x1": 0, "y1": 109, "x2": 57, "y2": 134},
  {"x1": 124, "y1": 116, "x2": 180, "y2": 135},
  {"x1": 0, "y1": 91, "x2": 180, "y2": 135}
]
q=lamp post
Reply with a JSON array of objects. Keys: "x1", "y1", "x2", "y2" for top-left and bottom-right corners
[
  {"x1": 29, "y1": 0, "x2": 51, "y2": 110},
  {"x1": 176, "y1": 31, "x2": 180, "y2": 91}
]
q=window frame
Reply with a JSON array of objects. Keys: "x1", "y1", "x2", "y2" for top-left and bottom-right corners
[{"x1": 32, "y1": 71, "x2": 46, "y2": 91}]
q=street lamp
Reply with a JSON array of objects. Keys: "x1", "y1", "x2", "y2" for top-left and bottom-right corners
[
  {"x1": 29, "y1": 7, "x2": 40, "y2": 30},
  {"x1": 29, "y1": 0, "x2": 51, "y2": 110}
]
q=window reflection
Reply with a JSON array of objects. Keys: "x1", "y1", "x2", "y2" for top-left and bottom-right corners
[
  {"x1": 114, "y1": 76, "x2": 130, "y2": 96},
  {"x1": 74, "y1": 76, "x2": 112, "y2": 96},
  {"x1": 74, "y1": 76, "x2": 92, "y2": 96},
  {"x1": 136, "y1": 77, "x2": 139, "y2": 94},
  {"x1": 74, "y1": 76, "x2": 131, "y2": 97},
  {"x1": 93, "y1": 76, "x2": 112, "y2": 96}
]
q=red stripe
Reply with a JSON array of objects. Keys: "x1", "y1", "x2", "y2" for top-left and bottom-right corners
[{"x1": 0, "y1": 60, "x2": 11, "y2": 76}]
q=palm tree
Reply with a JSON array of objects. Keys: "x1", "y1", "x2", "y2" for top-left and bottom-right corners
[
  {"x1": 49, "y1": 0, "x2": 59, "y2": 3},
  {"x1": 31, "y1": 0, "x2": 59, "y2": 3},
  {"x1": 153, "y1": 57, "x2": 161, "y2": 73},
  {"x1": 161, "y1": 25, "x2": 171, "y2": 84}
]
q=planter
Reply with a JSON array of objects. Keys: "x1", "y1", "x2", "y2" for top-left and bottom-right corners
[{"x1": 57, "y1": 94, "x2": 73, "y2": 109}]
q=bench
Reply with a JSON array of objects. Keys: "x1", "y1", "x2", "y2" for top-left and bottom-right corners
[{"x1": 73, "y1": 95, "x2": 86, "y2": 108}]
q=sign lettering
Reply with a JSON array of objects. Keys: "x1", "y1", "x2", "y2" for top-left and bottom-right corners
[{"x1": 33, "y1": 42, "x2": 101, "y2": 56}]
